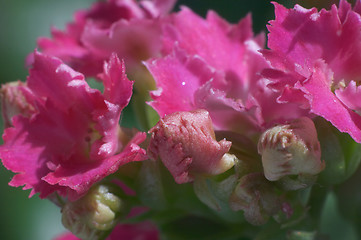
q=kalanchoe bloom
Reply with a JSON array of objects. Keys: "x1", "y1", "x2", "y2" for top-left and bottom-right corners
[
  {"x1": 54, "y1": 221, "x2": 159, "y2": 240},
  {"x1": 148, "y1": 109, "x2": 233, "y2": 184},
  {"x1": 0, "y1": 81, "x2": 37, "y2": 128},
  {"x1": 0, "y1": 51, "x2": 147, "y2": 200},
  {"x1": 258, "y1": 117, "x2": 324, "y2": 183},
  {"x1": 263, "y1": 0, "x2": 361, "y2": 143},
  {"x1": 35, "y1": 0, "x2": 176, "y2": 77},
  {"x1": 146, "y1": 7, "x2": 306, "y2": 136},
  {"x1": 62, "y1": 184, "x2": 123, "y2": 239}
]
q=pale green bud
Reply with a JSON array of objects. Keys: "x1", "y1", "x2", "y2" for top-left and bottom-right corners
[
  {"x1": 258, "y1": 117, "x2": 324, "y2": 182},
  {"x1": 61, "y1": 185, "x2": 122, "y2": 240}
]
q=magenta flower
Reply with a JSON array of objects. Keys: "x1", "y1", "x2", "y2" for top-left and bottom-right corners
[
  {"x1": 35, "y1": 0, "x2": 176, "y2": 76},
  {"x1": 263, "y1": 0, "x2": 361, "y2": 143},
  {"x1": 146, "y1": 7, "x2": 306, "y2": 135},
  {"x1": 0, "y1": 51, "x2": 146, "y2": 200},
  {"x1": 54, "y1": 221, "x2": 159, "y2": 240}
]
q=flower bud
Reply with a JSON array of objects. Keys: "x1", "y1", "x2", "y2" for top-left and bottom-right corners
[
  {"x1": 258, "y1": 117, "x2": 324, "y2": 182},
  {"x1": 148, "y1": 109, "x2": 233, "y2": 184},
  {"x1": 61, "y1": 185, "x2": 122, "y2": 240},
  {"x1": 0, "y1": 81, "x2": 36, "y2": 127},
  {"x1": 229, "y1": 173, "x2": 282, "y2": 225}
]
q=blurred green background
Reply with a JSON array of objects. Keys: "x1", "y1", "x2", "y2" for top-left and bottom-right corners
[{"x1": 0, "y1": 0, "x2": 356, "y2": 240}]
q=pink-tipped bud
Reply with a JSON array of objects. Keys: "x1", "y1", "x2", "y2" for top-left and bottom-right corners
[
  {"x1": 258, "y1": 117, "x2": 324, "y2": 182},
  {"x1": 148, "y1": 109, "x2": 233, "y2": 184},
  {"x1": 0, "y1": 81, "x2": 36, "y2": 127}
]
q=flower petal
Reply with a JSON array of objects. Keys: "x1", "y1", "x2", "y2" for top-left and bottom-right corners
[
  {"x1": 300, "y1": 61, "x2": 361, "y2": 142},
  {"x1": 0, "y1": 52, "x2": 146, "y2": 199}
]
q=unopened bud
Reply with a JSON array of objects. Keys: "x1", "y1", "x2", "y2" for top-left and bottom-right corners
[
  {"x1": 148, "y1": 109, "x2": 233, "y2": 184},
  {"x1": 0, "y1": 81, "x2": 36, "y2": 127},
  {"x1": 229, "y1": 173, "x2": 282, "y2": 225},
  {"x1": 61, "y1": 185, "x2": 122, "y2": 240},
  {"x1": 258, "y1": 117, "x2": 324, "y2": 182}
]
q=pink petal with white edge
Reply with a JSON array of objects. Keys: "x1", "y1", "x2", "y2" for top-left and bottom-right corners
[
  {"x1": 38, "y1": 27, "x2": 87, "y2": 63},
  {"x1": 93, "y1": 54, "x2": 134, "y2": 159},
  {"x1": 268, "y1": 1, "x2": 361, "y2": 81},
  {"x1": 163, "y1": 7, "x2": 263, "y2": 95},
  {"x1": 36, "y1": 0, "x2": 175, "y2": 77},
  {"x1": 163, "y1": 7, "x2": 252, "y2": 70},
  {"x1": 194, "y1": 80, "x2": 261, "y2": 134},
  {"x1": 99, "y1": 53, "x2": 133, "y2": 106},
  {"x1": 151, "y1": 6, "x2": 306, "y2": 137},
  {"x1": 265, "y1": 2, "x2": 361, "y2": 143},
  {"x1": 28, "y1": 51, "x2": 103, "y2": 114},
  {"x1": 82, "y1": 18, "x2": 163, "y2": 70},
  {"x1": 336, "y1": 81, "x2": 361, "y2": 112},
  {"x1": 1, "y1": 115, "x2": 70, "y2": 198},
  {"x1": 140, "y1": 0, "x2": 176, "y2": 17},
  {"x1": 43, "y1": 132, "x2": 147, "y2": 201},
  {"x1": 145, "y1": 47, "x2": 218, "y2": 117},
  {"x1": 299, "y1": 61, "x2": 361, "y2": 143}
]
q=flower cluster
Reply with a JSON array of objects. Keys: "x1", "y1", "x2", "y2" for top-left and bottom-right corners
[{"x1": 1, "y1": 0, "x2": 361, "y2": 239}]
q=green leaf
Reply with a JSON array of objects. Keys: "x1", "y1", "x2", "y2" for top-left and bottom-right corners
[
  {"x1": 338, "y1": 131, "x2": 361, "y2": 180},
  {"x1": 320, "y1": 191, "x2": 358, "y2": 240},
  {"x1": 193, "y1": 175, "x2": 245, "y2": 223},
  {"x1": 145, "y1": 103, "x2": 159, "y2": 129},
  {"x1": 135, "y1": 160, "x2": 167, "y2": 210},
  {"x1": 129, "y1": 66, "x2": 159, "y2": 131},
  {"x1": 87, "y1": 77, "x2": 104, "y2": 92},
  {"x1": 160, "y1": 215, "x2": 247, "y2": 240},
  {"x1": 315, "y1": 118, "x2": 361, "y2": 185}
]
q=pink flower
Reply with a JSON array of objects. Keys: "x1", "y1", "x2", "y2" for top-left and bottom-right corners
[
  {"x1": 0, "y1": 51, "x2": 146, "y2": 200},
  {"x1": 54, "y1": 221, "x2": 159, "y2": 240},
  {"x1": 146, "y1": 7, "x2": 306, "y2": 136},
  {"x1": 263, "y1": 0, "x2": 361, "y2": 143},
  {"x1": 148, "y1": 109, "x2": 233, "y2": 183},
  {"x1": 35, "y1": 0, "x2": 176, "y2": 77}
]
